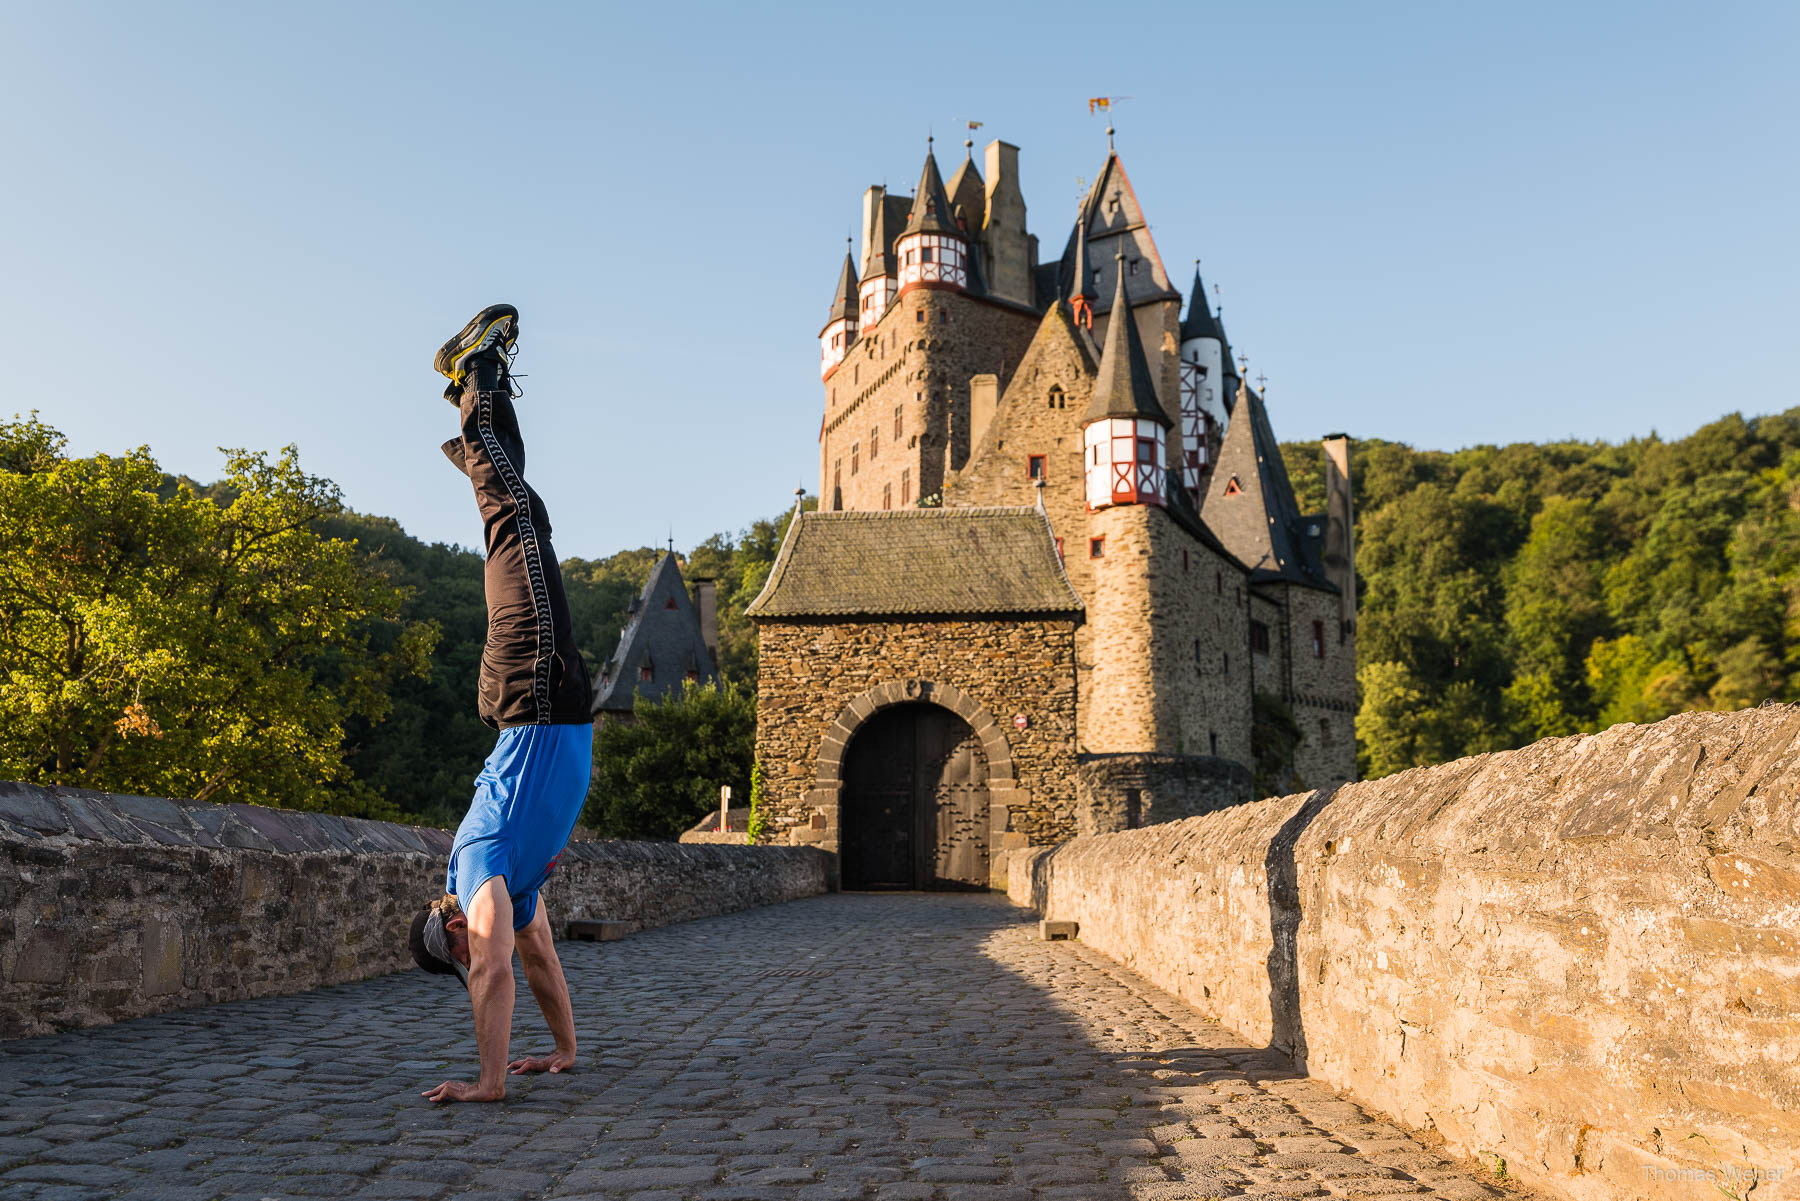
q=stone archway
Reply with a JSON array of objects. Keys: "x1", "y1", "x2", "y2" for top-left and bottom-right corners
[{"x1": 811, "y1": 680, "x2": 1019, "y2": 889}]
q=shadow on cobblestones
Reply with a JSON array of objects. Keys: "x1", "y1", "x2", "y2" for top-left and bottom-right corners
[{"x1": 0, "y1": 892, "x2": 1510, "y2": 1201}]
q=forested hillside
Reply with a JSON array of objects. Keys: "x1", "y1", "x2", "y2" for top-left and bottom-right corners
[
  {"x1": 13, "y1": 406, "x2": 1799, "y2": 830},
  {"x1": 1283, "y1": 409, "x2": 1800, "y2": 779}
]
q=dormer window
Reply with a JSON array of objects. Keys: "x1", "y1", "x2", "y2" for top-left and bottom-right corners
[{"x1": 639, "y1": 663, "x2": 653, "y2": 682}]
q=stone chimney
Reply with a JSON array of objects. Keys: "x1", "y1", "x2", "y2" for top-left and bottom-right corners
[
  {"x1": 1321, "y1": 435, "x2": 1356, "y2": 633},
  {"x1": 695, "y1": 579, "x2": 720, "y2": 669},
  {"x1": 982, "y1": 140, "x2": 1030, "y2": 306},
  {"x1": 969, "y1": 374, "x2": 999, "y2": 455}
]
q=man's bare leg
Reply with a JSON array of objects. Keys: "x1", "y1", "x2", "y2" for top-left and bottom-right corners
[
  {"x1": 509, "y1": 903, "x2": 577, "y2": 1075},
  {"x1": 422, "y1": 876, "x2": 516, "y2": 1103}
]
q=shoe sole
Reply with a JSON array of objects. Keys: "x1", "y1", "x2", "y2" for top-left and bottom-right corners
[{"x1": 434, "y1": 304, "x2": 519, "y2": 383}]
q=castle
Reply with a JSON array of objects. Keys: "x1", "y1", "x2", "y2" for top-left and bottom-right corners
[{"x1": 747, "y1": 136, "x2": 1357, "y2": 889}]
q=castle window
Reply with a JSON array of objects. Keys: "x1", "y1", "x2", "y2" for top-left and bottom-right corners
[
  {"x1": 1049, "y1": 385, "x2": 1065, "y2": 409},
  {"x1": 639, "y1": 663, "x2": 653, "y2": 682},
  {"x1": 871, "y1": 427, "x2": 879, "y2": 459},
  {"x1": 921, "y1": 247, "x2": 933, "y2": 264},
  {"x1": 1319, "y1": 718, "x2": 1332, "y2": 746},
  {"x1": 1125, "y1": 789, "x2": 1142, "y2": 829},
  {"x1": 1183, "y1": 549, "x2": 1189, "y2": 572},
  {"x1": 1028, "y1": 455, "x2": 1046, "y2": 481},
  {"x1": 906, "y1": 249, "x2": 916, "y2": 266},
  {"x1": 1235, "y1": 586, "x2": 1243, "y2": 609},
  {"x1": 894, "y1": 406, "x2": 903, "y2": 438},
  {"x1": 664, "y1": 597, "x2": 678, "y2": 610},
  {"x1": 883, "y1": 483, "x2": 892, "y2": 511},
  {"x1": 687, "y1": 669, "x2": 700, "y2": 682},
  {"x1": 1313, "y1": 620, "x2": 1326, "y2": 659},
  {"x1": 1250, "y1": 620, "x2": 1271, "y2": 655},
  {"x1": 938, "y1": 309, "x2": 947, "y2": 323},
  {"x1": 901, "y1": 468, "x2": 911, "y2": 505},
  {"x1": 1210, "y1": 731, "x2": 1219, "y2": 755},
  {"x1": 1090, "y1": 536, "x2": 1105, "y2": 559},
  {"x1": 1223, "y1": 651, "x2": 1230, "y2": 676},
  {"x1": 1194, "y1": 638, "x2": 1202, "y2": 663},
  {"x1": 1128, "y1": 259, "x2": 1140, "y2": 275},
  {"x1": 851, "y1": 443, "x2": 860, "y2": 475},
  {"x1": 1216, "y1": 570, "x2": 1222, "y2": 595},
  {"x1": 916, "y1": 309, "x2": 924, "y2": 323}
]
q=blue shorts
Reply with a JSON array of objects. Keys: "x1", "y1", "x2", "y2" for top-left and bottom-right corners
[{"x1": 447, "y1": 722, "x2": 593, "y2": 931}]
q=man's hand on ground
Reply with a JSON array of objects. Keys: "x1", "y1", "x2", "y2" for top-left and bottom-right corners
[
  {"x1": 421, "y1": 1079, "x2": 505, "y2": 1104},
  {"x1": 508, "y1": 1048, "x2": 575, "y2": 1075}
]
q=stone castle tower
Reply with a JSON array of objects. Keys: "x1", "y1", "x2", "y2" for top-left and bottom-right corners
[{"x1": 748, "y1": 135, "x2": 1356, "y2": 886}]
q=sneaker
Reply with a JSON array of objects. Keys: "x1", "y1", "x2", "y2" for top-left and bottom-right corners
[{"x1": 434, "y1": 304, "x2": 519, "y2": 388}]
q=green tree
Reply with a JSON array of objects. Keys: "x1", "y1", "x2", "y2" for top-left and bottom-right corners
[
  {"x1": 584, "y1": 681, "x2": 755, "y2": 840},
  {"x1": 0, "y1": 415, "x2": 434, "y2": 816}
]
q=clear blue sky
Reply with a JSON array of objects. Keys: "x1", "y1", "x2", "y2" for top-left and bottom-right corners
[{"x1": 2, "y1": 2, "x2": 1794, "y2": 555}]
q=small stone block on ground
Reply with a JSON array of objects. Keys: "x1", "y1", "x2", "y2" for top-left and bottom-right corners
[
  {"x1": 566, "y1": 918, "x2": 633, "y2": 942},
  {"x1": 1041, "y1": 919, "x2": 1079, "y2": 941}
]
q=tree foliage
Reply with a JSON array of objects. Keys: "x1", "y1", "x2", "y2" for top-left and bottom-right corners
[
  {"x1": 584, "y1": 681, "x2": 756, "y2": 840},
  {"x1": 1282, "y1": 408, "x2": 1800, "y2": 778},
  {"x1": 0, "y1": 415, "x2": 433, "y2": 816}
]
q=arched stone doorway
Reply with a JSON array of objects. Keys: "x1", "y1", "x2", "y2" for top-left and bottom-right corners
[{"x1": 839, "y1": 702, "x2": 990, "y2": 890}]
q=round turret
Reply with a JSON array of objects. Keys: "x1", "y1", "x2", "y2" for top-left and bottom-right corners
[
  {"x1": 819, "y1": 244, "x2": 859, "y2": 381},
  {"x1": 894, "y1": 142, "x2": 968, "y2": 295},
  {"x1": 1083, "y1": 253, "x2": 1172, "y2": 511},
  {"x1": 1177, "y1": 263, "x2": 1227, "y2": 500}
]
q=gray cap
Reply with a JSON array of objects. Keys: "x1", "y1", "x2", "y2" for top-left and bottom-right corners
[{"x1": 422, "y1": 908, "x2": 469, "y2": 990}]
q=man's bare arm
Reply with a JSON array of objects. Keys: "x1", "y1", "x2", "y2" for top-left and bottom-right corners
[
  {"x1": 510, "y1": 902, "x2": 577, "y2": 1075},
  {"x1": 423, "y1": 876, "x2": 514, "y2": 1103}
]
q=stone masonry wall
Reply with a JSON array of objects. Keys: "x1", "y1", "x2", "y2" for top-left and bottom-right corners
[
  {"x1": 754, "y1": 617, "x2": 1080, "y2": 847},
  {"x1": 1075, "y1": 752, "x2": 1251, "y2": 834},
  {"x1": 0, "y1": 782, "x2": 828, "y2": 1040},
  {"x1": 1284, "y1": 580, "x2": 1357, "y2": 787},
  {"x1": 822, "y1": 287, "x2": 1038, "y2": 511},
  {"x1": 1009, "y1": 705, "x2": 1800, "y2": 1201}
]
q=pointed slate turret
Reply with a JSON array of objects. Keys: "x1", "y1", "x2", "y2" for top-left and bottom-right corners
[
  {"x1": 945, "y1": 144, "x2": 985, "y2": 234},
  {"x1": 593, "y1": 552, "x2": 720, "y2": 718},
  {"x1": 902, "y1": 144, "x2": 960, "y2": 237},
  {"x1": 827, "y1": 249, "x2": 859, "y2": 324},
  {"x1": 1217, "y1": 310, "x2": 1240, "y2": 413},
  {"x1": 1084, "y1": 254, "x2": 1169, "y2": 427},
  {"x1": 1198, "y1": 389, "x2": 1325, "y2": 586},
  {"x1": 1067, "y1": 207, "x2": 1099, "y2": 327},
  {"x1": 864, "y1": 190, "x2": 898, "y2": 279},
  {"x1": 1180, "y1": 265, "x2": 1224, "y2": 343}
]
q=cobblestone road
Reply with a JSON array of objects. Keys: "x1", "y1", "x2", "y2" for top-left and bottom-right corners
[{"x1": 0, "y1": 894, "x2": 1519, "y2": 1201}]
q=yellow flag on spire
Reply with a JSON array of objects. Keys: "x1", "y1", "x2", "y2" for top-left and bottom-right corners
[{"x1": 1087, "y1": 98, "x2": 1110, "y2": 113}]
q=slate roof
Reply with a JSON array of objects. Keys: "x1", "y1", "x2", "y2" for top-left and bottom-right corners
[
  {"x1": 1067, "y1": 210, "x2": 1098, "y2": 305},
  {"x1": 1051, "y1": 152, "x2": 1182, "y2": 315},
  {"x1": 826, "y1": 250, "x2": 859, "y2": 326},
  {"x1": 901, "y1": 147, "x2": 960, "y2": 238},
  {"x1": 592, "y1": 552, "x2": 720, "y2": 714},
  {"x1": 1197, "y1": 390, "x2": 1333, "y2": 590},
  {"x1": 1084, "y1": 256, "x2": 1170, "y2": 427},
  {"x1": 863, "y1": 191, "x2": 907, "y2": 279},
  {"x1": 745, "y1": 508, "x2": 1085, "y2": 619},
  {"x1": 1180, "y1": 265, "x2": 1224, "y2": 342},
  {"x1": 945, "y1": 151, "x2": 985, "y2": 232}
]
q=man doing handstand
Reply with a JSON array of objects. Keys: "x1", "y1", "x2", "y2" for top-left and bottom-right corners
[{"x1": 407, "y1": 304, "x2": 594, "y2": 1103}]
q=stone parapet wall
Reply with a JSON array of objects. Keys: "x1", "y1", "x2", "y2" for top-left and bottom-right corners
[
  {"x1": 1075, "y1": 751, "x2": 1251, "y2": 834},
  {"x1": 0, "y1": 782, "x2": 828, "y2": 1040},
  {"x1": 1010, "y1": 706, "x2": 1800, "y2": 1201}
]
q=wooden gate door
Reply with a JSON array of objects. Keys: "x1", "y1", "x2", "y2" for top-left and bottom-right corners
[
  {"x1": 840, "y1": 703, "x2": 989, "y2": 890},
  {"x1": 919, "y1": 712, "x2": 989, "y2": 890}
]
